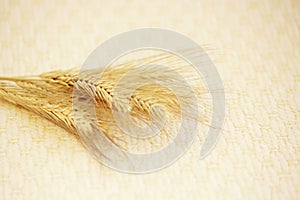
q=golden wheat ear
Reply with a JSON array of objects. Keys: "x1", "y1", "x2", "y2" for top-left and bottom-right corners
[
  {"x1": 0, "y1": 76, "x2": 77, "y2": 133},
  {"x1": 0, "y1": 49, "x2": 215, "y2": 159}
]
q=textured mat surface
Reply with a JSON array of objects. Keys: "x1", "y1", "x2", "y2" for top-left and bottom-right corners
[{"x1": 0, "y1": 0, "x2": 299, "y2": 199}]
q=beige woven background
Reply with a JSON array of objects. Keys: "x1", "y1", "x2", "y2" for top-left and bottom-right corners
[{"x1": 0, "y1": 0, "x2": 299, "y2": 199}]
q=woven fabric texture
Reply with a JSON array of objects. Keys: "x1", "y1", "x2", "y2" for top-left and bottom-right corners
[{"x1": 0, "y1": 0, "x2": 299, "y2": 199}]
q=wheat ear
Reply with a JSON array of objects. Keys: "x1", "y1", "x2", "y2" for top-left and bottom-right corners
[{"x1": 0, "y1": 50, "x2": 209, "y2": 155}]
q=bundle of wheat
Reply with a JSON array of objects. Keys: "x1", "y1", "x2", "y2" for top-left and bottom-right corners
[{"x1": 0, "y1": 50, "x2": 212, "y2": 159}]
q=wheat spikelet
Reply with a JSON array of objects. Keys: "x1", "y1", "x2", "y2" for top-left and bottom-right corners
[{"x1": 0, "y1": 50, "x2": 211, "y2": 154}]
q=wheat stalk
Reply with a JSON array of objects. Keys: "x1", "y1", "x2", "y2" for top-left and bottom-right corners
[{"x1": 0, "y1": 50, "x2": 211, "y2": 155}]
